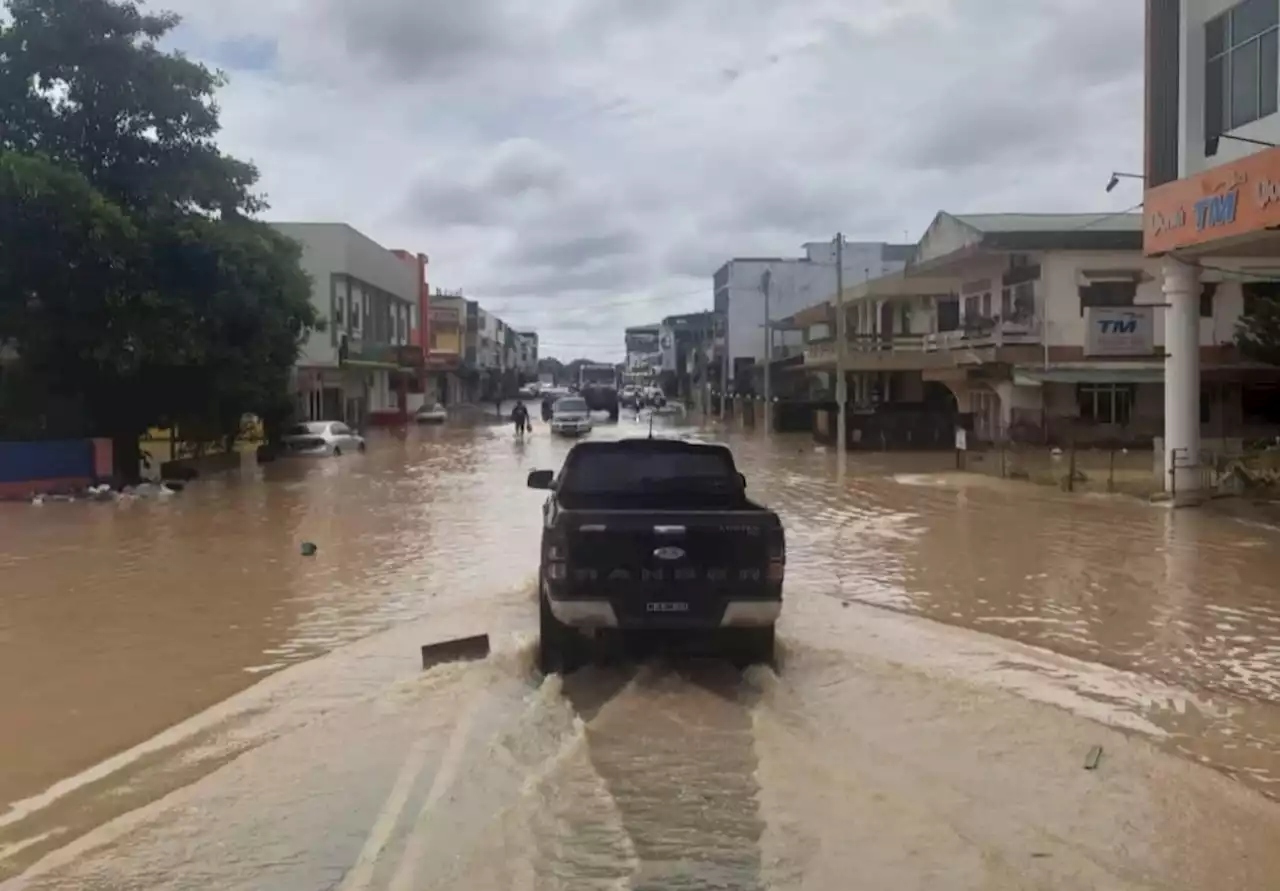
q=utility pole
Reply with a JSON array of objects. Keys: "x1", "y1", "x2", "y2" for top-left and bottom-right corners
[
  {"x1": 835, "y1": 233, "x2": 846, "y2": 457},
  {"x1": 719, "y1": 297, "x2": 729, "y2": 418},
  {"x1": 760, "y1": 269, "x2": 772, "y2": 434}
]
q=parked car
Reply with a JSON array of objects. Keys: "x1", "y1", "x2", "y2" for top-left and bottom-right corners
[
  {"x1": 414, "y1": 403, "x2": 447, "y2": 424},
  {"x1": 526, "y1": 437, "x2": 785, "y2": 674},
  {"x1": 549, "y1": 396, "x2": 593, "y2": 437},
  {"x1": 280, "y1": 421, "x2": 366, "y2": 456}
]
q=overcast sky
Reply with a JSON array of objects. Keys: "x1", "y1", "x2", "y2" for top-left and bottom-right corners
[{"x1": 164, "y1": 0, "x2": 1144, "y2": 362}]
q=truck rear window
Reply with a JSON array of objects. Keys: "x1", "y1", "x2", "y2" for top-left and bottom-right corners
[{"x1": 562, "y1": 448, "x2": 738, "y2": 495}]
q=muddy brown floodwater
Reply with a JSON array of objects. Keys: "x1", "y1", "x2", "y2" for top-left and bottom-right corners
[{"x1": 2, "y1": 413, "x2": 1280, "y2": 888}]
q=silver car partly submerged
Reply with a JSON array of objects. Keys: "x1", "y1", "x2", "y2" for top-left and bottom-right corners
[{"x1": 280, "y1": 421, "x2": 367, "y2": 456}]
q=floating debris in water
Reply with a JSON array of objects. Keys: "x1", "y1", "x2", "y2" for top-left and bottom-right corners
[
  {"x1": 1084, "y1": 745, "x2": 1103, "y2": 770},
  {"x1": 300, "y1": 542, "x2": 318, "y2": 557}
]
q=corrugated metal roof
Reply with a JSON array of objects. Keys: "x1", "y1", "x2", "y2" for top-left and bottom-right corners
[{"x1": 954, "y1": 213, "x2": 1144, "y2": 234}]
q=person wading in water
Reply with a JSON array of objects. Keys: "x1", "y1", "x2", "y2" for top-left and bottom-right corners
[{"x1": 511, "y1": 400, "x2": 530, "y2": 437}]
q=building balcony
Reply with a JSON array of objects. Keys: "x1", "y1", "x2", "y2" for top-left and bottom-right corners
[
  {"x1": 340, "y1": 340, "x2": 424, "y2": 370},
  {"x1": 802, "y1": 317, "x2": 1044, "y2": 371},
  {"x1": 923, "y1": 316, "x2": 1042, "y2": 352}
]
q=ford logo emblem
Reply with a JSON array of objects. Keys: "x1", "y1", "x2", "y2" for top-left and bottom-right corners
[{"x1": 653, "y1": 546, "x2": 685, "y2": 561}]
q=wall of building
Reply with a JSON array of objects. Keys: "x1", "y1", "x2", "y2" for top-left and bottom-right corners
[
  {"x1": 430, "y1": 297, "x2": 466, "y2": 355},
  {"x1": 722, "y1": 243, "x2": 909, "y2": 366},
  {"x1": 1177, "y1": 0, "x2": 1280, "y2": 178},
  {"x1": 272, "y1": 223, "x2": 419, "y2": 367},
  {"x1": 1040, "y1": 251, "x2": 1246, "y2": 348}
]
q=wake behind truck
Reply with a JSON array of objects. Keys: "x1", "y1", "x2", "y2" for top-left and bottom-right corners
[{"x1": 577, "y1": 363, "x2": 620, "y2": 421}]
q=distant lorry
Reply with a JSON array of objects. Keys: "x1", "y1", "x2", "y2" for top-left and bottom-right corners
[{"x1": 577, "y1": 363, "x2": 619, "y2": 421}]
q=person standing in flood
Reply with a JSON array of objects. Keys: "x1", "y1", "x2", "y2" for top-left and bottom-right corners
[{"x1": 511, "y1": 400, "x2": 530, "y2": 437}]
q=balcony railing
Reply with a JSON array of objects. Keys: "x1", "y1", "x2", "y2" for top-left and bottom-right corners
[
  {"x1": 802, "y1": 318, "x2": 1042, "y2": 365},
  {"x1": 924, "y1": 317, "x2": 1041, "y2": 351}
]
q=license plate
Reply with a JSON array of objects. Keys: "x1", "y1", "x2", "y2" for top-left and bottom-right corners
[{"x1": 646, "y1": 602, "x2": 690, "y2": 613}]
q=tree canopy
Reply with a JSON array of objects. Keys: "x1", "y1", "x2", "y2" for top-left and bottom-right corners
[
  {"x1": 0, "y1": 0, "x2": 318, "y2": 476},
  {"x1": 1236, "y1": 286, "x2": 1280, "y2": 368}
]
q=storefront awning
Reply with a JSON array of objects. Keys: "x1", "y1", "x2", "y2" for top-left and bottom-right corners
[{"x1": 1013, "y1": 366, "x2": 1165, "y2": 386}]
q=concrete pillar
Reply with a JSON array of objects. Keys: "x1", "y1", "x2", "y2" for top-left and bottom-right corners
[{"x1": 1162, "y1": 257, "x2": 1202, "y2": 495}]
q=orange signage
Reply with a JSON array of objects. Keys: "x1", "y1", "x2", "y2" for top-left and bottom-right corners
[{"x1": 1144, "y1": 146, "x2": 1280, "y2": 255}]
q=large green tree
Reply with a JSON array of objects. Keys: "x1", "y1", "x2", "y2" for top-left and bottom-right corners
[{"x1": 0, "y1": 0, "x2": 318, "y2": 479}]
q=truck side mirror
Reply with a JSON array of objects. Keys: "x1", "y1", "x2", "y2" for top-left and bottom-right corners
[
  {"x1": 737, "y1": 472, "x2": 747, "y2": 488},
  {"x1": 527, "y1": 469, "x2": 555, "y2": 490}
]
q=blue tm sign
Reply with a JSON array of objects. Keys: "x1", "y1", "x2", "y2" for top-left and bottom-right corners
[
  {"x1": 1193, "y1": 189, "x2": 1238, "y2": 231},
  {"x1": 1098, "y1": 317, "x2": 1138, "y2": 335}
]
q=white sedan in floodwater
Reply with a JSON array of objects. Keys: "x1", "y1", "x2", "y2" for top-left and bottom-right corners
[
  {"x1": 280, "y1": 421, "x2": 366, "y2": 456},
  {"x1": 414, "y1": 403, "x2": 448, "y2": 424},
  {"x1": 549, "y1": 396, "x2": 593, "y2": 437}
]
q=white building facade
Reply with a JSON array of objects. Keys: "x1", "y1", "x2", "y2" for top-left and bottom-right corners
[
  {"x1": 713, "y1": 241, "x2": 913, "y2": 387},
  {"x1": 789, "y1": 212, "x2": 1279, "y2": 458},
  {"x1": 271, "y1": 222, "x2": 420, "y2": 428},
  {"x1": 1143, "y1": 0, "x2": 1280, "y2": 495},
  {"x1": 515, "y1": 331, "x2": 539, "y2": 380}
]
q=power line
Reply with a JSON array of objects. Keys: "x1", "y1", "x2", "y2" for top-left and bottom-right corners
[{"x1": 1063, "y1": 203, "x2": 1145, "y2": 232}]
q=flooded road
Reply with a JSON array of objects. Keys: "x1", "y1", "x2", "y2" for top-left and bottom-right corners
[{"x1": 2, "y1": 412, "x2": 1280, "y2": 887}]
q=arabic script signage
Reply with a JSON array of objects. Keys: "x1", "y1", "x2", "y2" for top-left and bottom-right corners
[{"x1": 1145, "y1": 146, "x2": 1280, "y2": 255}]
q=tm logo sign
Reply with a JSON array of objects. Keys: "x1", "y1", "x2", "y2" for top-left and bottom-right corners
[
  {"x1": 1193, "y1": 189, "x2": 1239, "y2": 232},
  {"x1": 1097, "y1": 316, "x2": 1139, "y2": 335}
]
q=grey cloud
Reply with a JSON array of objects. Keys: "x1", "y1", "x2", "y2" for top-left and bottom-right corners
[
  {"x1": 507, "y1": 229, "x2": 639, "y2": 270},
  {"x1": 900, "y1": 96, "x2": 1084, "y2": 172},
  {"x1": 205, "y1": 0, "x2": 1144, "y2": 361},
  {"x1": 316, "y1": 0, "x2": 524, "y2": 81},
  {"x1": 482, "y1": 250, "x2": 648, "y2": 297},
  {"x1": 396, "y1": 138, "x2": 572, "y2": 227},
  {"x1": 482, "y1": 138, "x2": 570, "y2": 196},
  {"x1": 401, "y1": 180, "x2": 494, "y2": 227}
]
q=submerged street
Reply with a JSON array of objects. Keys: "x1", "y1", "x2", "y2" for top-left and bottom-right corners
[{"x1": 3, "y1": 414, "x2": 1280, "y2": 889}]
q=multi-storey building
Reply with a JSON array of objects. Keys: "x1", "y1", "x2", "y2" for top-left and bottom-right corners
[
  {"x1": 515, "y1": 331, "x2": 539, "y2": 381},
  {"x1": 624, "y1": 325, "x2": 661, "y2": 382},
  {"x1": 786, "y1": 212, "x2": 1279, "y2": 453},
  {"x1": 658, "y1": 311, "x2": 718, "y2": 400},
  {"x1": 1142, "y1": 0, "x2": 1280, "y2": 493},
  {"x1": 272, "y1": 222, "x2": 421, "y2": 427},
  {"x1": 424, "y1": 292, "x2": 465, "y2": 405},
  {"x1": 712, "y1": 241, "x2": 912, "y2": 384}
]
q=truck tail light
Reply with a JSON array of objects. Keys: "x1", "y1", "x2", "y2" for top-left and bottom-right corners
[
  {"x1": 767, "y1": 529, "x2": 785, "y2": 582},
  {"x1": 545, "y1": 539, "x2": 567, "y2": 580}
]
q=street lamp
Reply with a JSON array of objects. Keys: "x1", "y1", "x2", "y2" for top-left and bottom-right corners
[
  {"x1": 834, "y1": 233, "x2": 846, "y2": 459},
  {"x1": 1105, "y1": 171, "x2": 1145, "y2": 192}
]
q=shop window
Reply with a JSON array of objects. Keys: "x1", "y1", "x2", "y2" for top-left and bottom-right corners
[
  {"x1": 1205, "y1": 0, "x2": 1279, "y2": 138},
  {"x1": 1078, "y1": 280, "x2": 1136, "y2": 316},
  {"x1": 1200, "y1": 282, "x2": 1218, "y2": 317},
  {"x1": 1077, "y1": 383, "x2": 1135, "y2": 425},
  {"x1": 1000, "y1": 281, "x2": 1036, "y2": 322},
  {"x1": 937, "y1": 298, "x2": 960, "y2": 332}
]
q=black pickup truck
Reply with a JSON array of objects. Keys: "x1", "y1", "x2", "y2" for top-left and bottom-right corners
[{"x1": 526, "y1": 437, "x2": 785, "y2": 674}]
